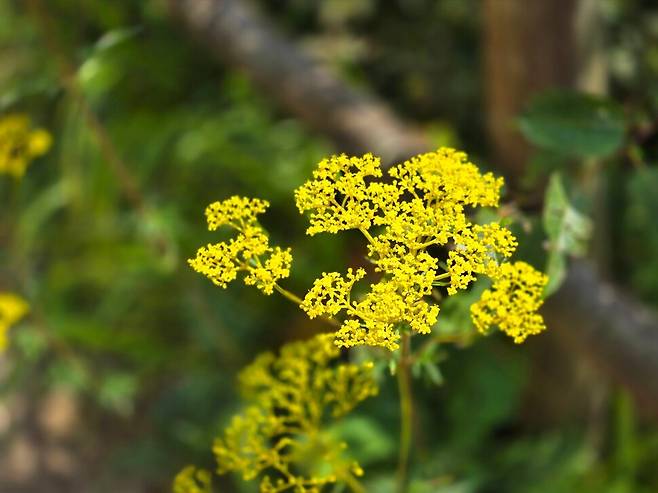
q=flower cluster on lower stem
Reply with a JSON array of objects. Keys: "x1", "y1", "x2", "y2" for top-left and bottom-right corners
[
  {"x1": 211, "y1": 334, "x2": 378, "y2": 492},
  {"x1": 172, "y1": 466, "x2": 212, "y2": 493}
]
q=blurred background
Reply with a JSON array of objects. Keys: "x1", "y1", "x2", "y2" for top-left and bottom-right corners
[{"x1": 1, "y1": 0, "x2": 658, "y2": 491}]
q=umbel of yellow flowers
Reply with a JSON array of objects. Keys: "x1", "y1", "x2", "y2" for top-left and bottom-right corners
[
  {"x1": 0, "y1": 114, "x2": 52, "y2": 178},
  {"x1": 189, "y1": 148, "x2": 548, "y2": 351},
  {"x1": 174, "y1": 334, "x2": 378, "y2": 493},
  {"x1": 188, "y1": 197, "x2": 293, "y2": 295},
  {"x1": 0, "y1": 293, "x2": 29, "y2": 351}
]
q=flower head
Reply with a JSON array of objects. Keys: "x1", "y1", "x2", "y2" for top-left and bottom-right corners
[
  {"x1": 470, "y1": 261, "x2": 548, "y2": 343},
  {"x1": 296, "y1": 147, "x2": 541, "y2": 350},
  {"x1": 0, "y1": 114, "x2": 51, "y2": 178},
  {"x1": 0, "y1": 293, "x2": 29, "y2": 351},
  {"x1": 294, "y1": 153, "x2": 383, "y2": 235},
  {"x1": 189, "y1": 196, "x2": 292, "y2": 295},
  {"x1": 213, "y1": 334, "x2": 378, "y2": 491}
]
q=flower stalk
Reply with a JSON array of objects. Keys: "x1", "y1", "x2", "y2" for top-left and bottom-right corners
[{"x1": 396, "y1": 333, "x2": 413, "y2": 493}]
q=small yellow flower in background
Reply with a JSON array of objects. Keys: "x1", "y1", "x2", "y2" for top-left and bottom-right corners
[
  {"x1": 0, "y1": 113, "x2": 52, "y2": 178},
  {"x1": 188, "y1": 196, "x2": 292, "y2": 295},
  {"x1": 213, "y1": 334, "x2": 377, "y2": 492},
  {"x1": 0, "y1": 293, "x2": 29, "y2": 351},
  {"x1": 471, "y1": 261, "x2": 548, "y2": 343},
  {"x1": 295, "y1": 147, "x2": 545, "y2": 349},
  {"x1": 173, "y1": 466, "x2": 213, "y2": 493}
]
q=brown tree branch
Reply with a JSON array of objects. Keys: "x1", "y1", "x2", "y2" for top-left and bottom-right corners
[
  {"x1": 169, "y1": 0, "x2": 658, "y2": 413},
  {"x1": 545, "y1": 261, "x2": 658, "y2": 415},
  {"x1": 168, "y1": 0, "x2": 428, "y2": 165}
]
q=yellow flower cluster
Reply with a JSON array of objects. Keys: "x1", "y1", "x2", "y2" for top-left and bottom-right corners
[
  {"x1": 471, "y1": 261, "x2": 548, "y2": 343},
  {"x1": 173, "y1": 466, "x2": 213, "y2": 493},
  {"x1": 294, "y1": 153, "x2": 383, "y2": 235},
  {"x1": 189, "y1": 197, "x2": 293, "y2": 295},
  {"x1": 0, "y1": 114, "x2": 51, "y2": 178},
  {"x1": 0, "y1": 293, "x2": 29, "y2": 351},
  {"x1": 296, "y1": 148, "x2": 545, "y2": 349},
  {"x1": 213, "y1": 334, "x2": 378, "y2": 492},
  {"x1": 448, "y1": 223, "x2": 518, "y2": 295}
]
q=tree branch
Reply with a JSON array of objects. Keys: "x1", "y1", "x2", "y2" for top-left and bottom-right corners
[
  {"x1": 169, "y1": 0, "x2": 428, "y2": 165},
  {"x1": 169, "y1": 0, "x2": 658, "y2": 414},
  {"x1": 544, "y1": 261, "x2": 658, "y2": 415}
]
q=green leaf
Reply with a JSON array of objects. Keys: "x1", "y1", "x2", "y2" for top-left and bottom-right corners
[
  {"x1": 411, "y1": 342, "x2": 447, "y2": 386},
  {"x1": 93, "y1": 27, "x2": 141, "y2": 53},
  {"x1": 543, "y1": 173, "x2": 592, "y2": 256},
  {"x1": 519, "y1": 90, "x2": 626, "y2": 157},
  {"x1": 48, "y1": 360, "x2": 90, "y2": 392},
  {"x1": 422, "y1": 360, "x2": 445, "y2": 386},
  {"x1": 544, "y1": 250, "x2": 567, "y2": 297},
  {"x1": 327, "y1": 416, "x2": 395, "y2": 465},
  {"x1": 18, "y1": 181, "x2": 74, "y2": 254},
  {"x1": 13, "y1": 325, "x2": 48, "y2": 361},
  {"x1": 542, "y1": 173, "x2": 592, "y2": 295},
  {"x1": 98, "y1": 372, "x2": 138, "y2": 416}
]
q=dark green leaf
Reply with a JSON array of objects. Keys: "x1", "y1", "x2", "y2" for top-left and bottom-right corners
[{"x1": 519, "y1": 90, "x2": 626, "y2": 157}]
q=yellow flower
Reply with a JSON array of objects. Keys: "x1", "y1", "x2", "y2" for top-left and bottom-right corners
[
  {"x1": 189, "y1": 148, "x2": 548, "y2": 350},
  {"x1": 295, "y1": 147, "x2": 541, "y2": 350},
  {"x1": 447, "y1": 222, "x2": 518, "y2": 295},
  {"x1": 213, "y1": 334, "x2": 378, "y2": 492},
  {"x1": 294, "y1": 153, "x2": 383, "y2": 235},
  {"x1": 205, "y1": 196, "x2": 269, "y2": 231},
  {"x1": 388, "y1": 147, "x2": 502, "y2": 208},
  {"x1": 0, "y1": 293, "x2": 29, "y2": 351},
  {"x1": 243, "y1": 247, "x2": 294, "y2": 295},
  {"x1": 301, "y1": 268, "x2": 366, "y2": 319},
  {"x1": 0, "y1": 114, "x2": 52, "y2": 178},
  {"x1": 189, "y1": 197, "x2": 292, "y2": 295},
  {"x1": 470, "y1": 261, "x2": 548, "y2": 343},
  {"x1": 173, "y1": 466, "x2": 213, "y2": 493}
]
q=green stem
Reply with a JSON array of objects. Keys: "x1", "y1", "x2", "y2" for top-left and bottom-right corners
[
  {"x1": 343, "y1": 474, "x2": 367, "y2": 493},
  {"x1": 411, "y1": 332, "x2": 474, "y2": 364},
  {"x1": 274, "y1": 283, "x2": 340, "y2": 327},
  {"x1": 396, "y1": 334, "x2": 413, "y2": 493},
  {"x1": 274, "y1": 283, "x2": 304, "y2": 306},
  {"x1": 359, "y1": 227, "x2": 376, "y2": 245}
]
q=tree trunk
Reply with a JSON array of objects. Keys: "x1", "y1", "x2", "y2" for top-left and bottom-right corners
[{"x1": 483, "y1": 0, "x2": 606, "y2": 180}]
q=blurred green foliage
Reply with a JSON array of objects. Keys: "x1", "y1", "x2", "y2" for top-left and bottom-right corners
[
  {"x1": 1, "y1": 0, "x2": 658, "y2": 492},
  {"x1": 519, "y1": 91, "x2": 626, "y2": 159}
]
